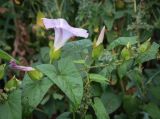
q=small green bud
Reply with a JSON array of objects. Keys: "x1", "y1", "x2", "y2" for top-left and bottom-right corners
[
  {"x1": 121, "y1": 47, "x2": 133, "y2": 60},
  {"x1": 138, "y1": 39, "x2": 151, "y2": 53},
  {"x1": 0, "y1": 64, "x2": 5, "y2": 80},
  {"x1": 92, "y1": 44, "x2": 104, "y2": 59},
  {"x1": 4, "y1": 76, "x2": 21, "y2": 92},
  {"x1": 27, "y1": 69, "x2": 43, "y2": 80}
]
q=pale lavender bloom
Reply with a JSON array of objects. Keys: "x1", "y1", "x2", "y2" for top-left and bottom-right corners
[
  {"x1": 95, "y1": 26, "x2": 105, "y2": 47},
  {"x1": 9, "y1": 60, "x2": 35, "y2": 72},
  {"x1": 42, "y1": 18, "x2": 89, "y2": 51}
]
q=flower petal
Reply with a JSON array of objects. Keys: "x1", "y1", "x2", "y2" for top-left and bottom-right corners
[
  {"x1": 54, "y1": 28, "x2": 74, "y2": 51},
  {"x1": 69, "y1": 27, "x2": 89, "y2": 38},
  {"x1": 42, "y1": 18, "x2": 89, "y2": 50},
  {"x1": 42, "y1": 18, "x2": 70, "y2": 29},
  {"x1": 42, "y1": 18, "x2": 89, "y2": 38},
  {"x1": 9, "y1": 60, "x2": 35, "y2": 71},
  {"x1": 96, "y1": 26, "x2": 105, "y2": 46}
]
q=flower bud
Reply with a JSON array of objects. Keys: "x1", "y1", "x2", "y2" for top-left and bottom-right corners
[
  {"x1": 49, "y1": 41, "x2": 61, "y2": 63},
  {"x1": 138, "y1": 39, "x2": 151, "y2": 53},
  {"x1": 4, "y1": 76, "x2": 21, "y2": 92},
  {"x1": 92, "y1": 44, "x2": 104, "y2": 59},
  {"x1": 27, "y1": 69, "x2": 43, "y2": 80},
  {"x1": 121, "y1": 47, "x2": 133, "y2": 60}
]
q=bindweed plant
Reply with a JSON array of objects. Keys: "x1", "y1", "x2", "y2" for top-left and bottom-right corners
[
  {"x1": 0, "y1": 17, "x2": 160, "y2": 119},
  {"x1": 0, "y1": 0, "x2": 160, "y2": 119}
]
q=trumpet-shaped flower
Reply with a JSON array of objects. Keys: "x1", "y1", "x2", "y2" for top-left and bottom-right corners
[
  {"x1": 95, "y1": 26, "x2": 105, "y2": 47},
  {"x1": 42, "y1": 18, "x2": 89, "y2": 51},
  {"x1": 9, "y1": 60, "x2": 35, "y2": 71}
]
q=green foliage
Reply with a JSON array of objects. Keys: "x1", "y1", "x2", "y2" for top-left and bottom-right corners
[
  {"x1": 89, "y1": 73, "x2": 109, "y2": 84},
  {"x1": 136, "y1": 42, "x2": 159, "y2": 63},
  {"x1": 143, "y1": 103, "x2": 160, "y2": 119},
  {"x1": 123, "y1": 95, "x2": 140, "y2": 114},
  {"x1": 108, "y1": 36, "x2": 138, "y2": 50},
  {"x1": 91, "y1": 97, "x2": 110, "y2": 119},
  {"x1": 36, "y1": 58, "x2": 83, "y2": 108},
  {"x1": 0, "y1": 49, "x2": 16, "y2": 61},
  {"x1": 22, "y1": 76, "x2": 53, "y2": 116},
  {"x1": 0, "y1": 90, "x2": 22, "y2": 119},
  {"x1": 101, "y1": 91, "x2": 121, "y2": 114}
]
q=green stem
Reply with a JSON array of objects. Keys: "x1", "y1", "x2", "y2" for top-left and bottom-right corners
[
  {"x1": 73, "y1": 111, "x2": 76, "y2": 119},
  {"x1": 55, "y1": 0, "x2": 61, "y2": 17},
  {"x1": 120, "y1": 80, "x2": 125, "y2": 93}
]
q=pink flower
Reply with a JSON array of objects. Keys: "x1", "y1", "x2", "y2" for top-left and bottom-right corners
[
  {"x1": 95, "y1": 26, "x2": 105, "y2": 47},
  {"x1": 42, "y1": 18, "x2": 89, "y2": 51},
  {"x1": 9, "y1": 60, "x2": 35, "y2": 72}
]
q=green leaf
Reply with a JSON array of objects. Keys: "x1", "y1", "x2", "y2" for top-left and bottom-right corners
[
  {"x1": 108, "y1": 36, "x2": 138, "y2": 50},
  {"x1": 106, "y1": 30, "x2": 118, "y2": 43},
  {"x1": 85, "y1": 114, "x2": 93, "y2": 119},
  {"x1": 62, "y1": 39, "x2": 93, "y2": 77},
  {"x1": 136, "y1": 42, "x2": 159, "y2": 63},
  {"x1": 145, "y1": 68, "x2": 160, "y2": 85},
  {"x1": 57, "y1": 112, "x2": 71, "y2": 119},
  {"x1": 127, "y1": 69, "x2": 143, "y2": 85},
  {"x1": 36, "y1": 58, "x2": 83, "y2": 108},
  {"x1": 92, "y1": 97, "x2": 110, "y2": 119},
  {"x1": 149, "y1": 86, "x2": 160, "y2": 101},
  {"x1": 40, "y1": 47, "x2": 50, "y2": 63},
  {"x1": 143, "y1": 103, "x2": 160, "y2": 119},
  {"x1": 104, "y1": 16, "x2": 114, "y2": 31},
  {"x1": 0, "y1": 89, "x2": 22, "y2": 119},
  {"x1": 101, "y1": 92, "x2": 121, "y2": 114},
  {"x1": 114, "y1": 113, "x2": 127, "y2": 119},
  {"x1": 62, "y1": 39, "x2": 92, "y2": 63},
  {"x1": 0, "y1": 49, "x2": 15, "y2": 61},
  {"x1": 102, "y1": 0, "x2": 114, "y2": 30},
  {"x1": 62, "y1": 39, "x2": 92, "y2": 57},
  {"x1": 118, "y1": 59, "x2": 133, "y2": 79},
  {"x1": 123, "y1": 95, "x2": 139, "y2": 114},
  {"x1": 100, "y1": 64, "x2": 116, "y2": 77},
  {"x1": 73, "y1": 60, "x2": 85, "y2": 64},
  {"x1": 22, "y1": 75, "x2": 53, "y2": 116},
  {"x1": 89, "y1": 73, "x2": 109, "y2": 84}
]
